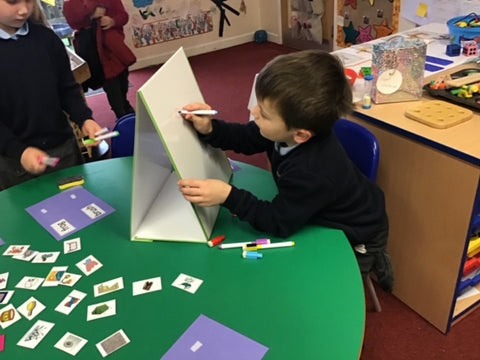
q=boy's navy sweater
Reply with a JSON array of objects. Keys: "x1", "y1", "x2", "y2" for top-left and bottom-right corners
[
  {"x1": 0, "y1": 22, "x2": 92, "y2": 160},
  {"x1": 201, "y1": 119, "x2": 388, "y2": 246}
]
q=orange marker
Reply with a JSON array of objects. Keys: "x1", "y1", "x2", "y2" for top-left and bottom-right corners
[{"x1": 207, "y1": 235, "x2": 226, "y2": 247}]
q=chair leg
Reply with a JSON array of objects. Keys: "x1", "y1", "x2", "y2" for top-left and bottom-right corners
[{"x1": 364, "y1": 274, "x2": 382, "y2": 312}]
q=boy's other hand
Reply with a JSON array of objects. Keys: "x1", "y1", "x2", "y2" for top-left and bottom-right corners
[
  {"x1": 177, "y1": 179, "x2": 231, "y2": 207},
  {"x1": 21, "y1": 147, "x2": 48, "y2": 174},
  {"x1": 179, "y1": 103, "x2": 214, "y2": 135}
]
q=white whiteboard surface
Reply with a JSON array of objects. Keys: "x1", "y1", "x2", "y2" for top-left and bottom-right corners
[{"x1": 131, "y1": 47, "x2": 232, "y2": 243}]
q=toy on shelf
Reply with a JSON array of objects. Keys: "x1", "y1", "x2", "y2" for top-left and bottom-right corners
[
  {"x1": 463, "y1": 40, "x2": 478, "y2": 56},
  {"x1": 446, "y1": 43, "x2": 461, "y2": 57}
]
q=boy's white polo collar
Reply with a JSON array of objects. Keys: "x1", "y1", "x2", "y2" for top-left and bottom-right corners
[{"x1": 0, "y1": 22, "x2": 29, "y2": 40}]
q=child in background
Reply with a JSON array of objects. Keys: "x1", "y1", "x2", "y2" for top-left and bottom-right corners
[
  {"x1": 178, "y1": 50, "x2": 393, "y2": 291},
  {"x1": 63, "y1": 0, "x2": 136, "y2": 119},
  {"x1": 0, "y1": 0, "x2": 103, "y2": 190}
]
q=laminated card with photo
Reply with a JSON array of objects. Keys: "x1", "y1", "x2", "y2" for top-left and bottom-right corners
[{"x1": 131, "y1": 47, "x2": 232, "y2": 243}]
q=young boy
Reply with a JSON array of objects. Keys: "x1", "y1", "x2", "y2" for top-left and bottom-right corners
[
  {"x1": 178, "y1": 50, "x2": 393, "y2": 291},
  {"x1": 0, "y1": 0, "x2": 103, "y2": 190}
]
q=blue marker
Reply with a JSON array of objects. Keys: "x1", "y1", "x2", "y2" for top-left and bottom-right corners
[{"x1": 242, "y1": 251, "x2": 263, "y2": 259}]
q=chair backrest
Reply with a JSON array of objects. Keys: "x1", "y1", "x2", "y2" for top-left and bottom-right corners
[
  {"x1": 111, "y1": 113, "x2": 136, "y2": 158},
  {"x1": 333, "y1": 118, "x2": 380, "y2": 182}
]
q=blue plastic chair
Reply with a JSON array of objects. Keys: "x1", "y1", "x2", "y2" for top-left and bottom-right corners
[
  {"x1": 333, "y1": 118, "x2": 379, "y2": 182},
  {"x1": 111, "y1": 113, "x2": 136, "y2": 158},
  {"x1": 333, "y1": 118, "x2": 382, "y2": 312}
]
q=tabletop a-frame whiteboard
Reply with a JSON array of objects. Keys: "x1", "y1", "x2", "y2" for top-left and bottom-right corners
[{"x1": 131, "y1": 47, "x2": 232, "y2": 243}]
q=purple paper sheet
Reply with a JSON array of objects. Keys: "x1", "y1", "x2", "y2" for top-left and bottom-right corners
[
  {"x1": 161, "y1": 314, "x2": 268, "y2": 360},
  {"x1": 25, "y1": 186, "x2": 115, "y2": 241}
]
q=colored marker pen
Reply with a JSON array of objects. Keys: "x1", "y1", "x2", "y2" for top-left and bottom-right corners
[
  {"x1": 95, "y1": 127, "x2": 109, "y2": 136},
  {"x1": 38, "y1": 156, "x2": 60, "y2": 167},
  {"x1": 244, "y1": 241, "x2": 295, "y2": 250},
  {"x1": 178, "y1": 110, "x2": 218, "y2": 116},
  {"x1": 82, "y1": 131, "x2": 120, "y2": 145},
  {"x1": 207, "y1": 235, "x2": 226, "y2": 247},
  {"x1": 219, "y1": 239, "x2": 271, "y2": 249},
  {"x1": 242, "y1": 251, "x2": 263, "y2": 259}
]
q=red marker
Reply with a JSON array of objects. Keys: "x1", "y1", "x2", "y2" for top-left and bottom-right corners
[{"x1": 207, "y1": 235, "x2": 226, "y2": 247}]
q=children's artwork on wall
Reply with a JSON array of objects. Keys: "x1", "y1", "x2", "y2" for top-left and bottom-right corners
[
  {"x1": 336, "y1": 0, "x2": 400, "y2": 48},
  {"x1": 131, "y1": 11, "x2": 213, "y2": 48},
  {"x1": 125, "y1": 0, "x2": 215, "y2": 48}
]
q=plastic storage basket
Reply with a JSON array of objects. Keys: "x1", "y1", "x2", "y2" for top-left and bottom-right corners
[{"x1": 447, "y1": 13, "x2": 480, "y2": 44}]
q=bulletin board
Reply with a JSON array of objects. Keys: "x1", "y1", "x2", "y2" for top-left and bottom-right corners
[
  {"x1": 336, "y1": 0, "x2": 400, "y2": 48},
  {"x1": 400, "y1": 0, "x2": 480, "y2": 26}
]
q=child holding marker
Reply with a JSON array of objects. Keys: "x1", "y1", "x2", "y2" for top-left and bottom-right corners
[
  {"x1": 178, "y1": 50, "x2": 393, "y2": 291},
  {"x1": 0, "y1": 0, "x2": 103, "y2": 190}
]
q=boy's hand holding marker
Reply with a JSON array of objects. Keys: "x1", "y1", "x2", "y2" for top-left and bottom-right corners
[{"x1": 178, "y1": 103, "x2": 217, "y2": 135}]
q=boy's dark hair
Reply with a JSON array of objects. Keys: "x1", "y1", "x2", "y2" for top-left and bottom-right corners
[{"x1": 255, "y1": 50, "x2": 353, "y2": 135}]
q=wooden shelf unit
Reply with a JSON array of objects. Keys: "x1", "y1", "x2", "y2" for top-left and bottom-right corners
[{"x1": 348, "y1": 64, "x2": 480, "y2": 332}]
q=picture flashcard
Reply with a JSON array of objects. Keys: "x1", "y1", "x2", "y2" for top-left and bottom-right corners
[
  {"x1": 59, "y1": 272, "x2": 82, "y2": 287},
  {"x1": 16, "y1": 276, "x2": 44, "y2": 290},
  {"x1": 172, "y1": 273, "x2": 203, "y2": 294},
  {"x1": 0, "y1": 303, "x2": 22, "y2": 329},
  {"x1": 0, "y1": 290, "x2": 14, "y2": 305},
  {"x1": 0, "y1": 272, "x2": 8, "y2": 290},
  {"x1": 2, "y1": 245, "x2": 29, "y2": 256},
  {"x1": 17, "y1": 296, "x2": 46, "y2": 320},
  {"x1": 31, "y1": 251, "x2": 60, "y2": 263},
  {"x1": 0, "y1": 334, "x2": 4, "y2": 351},
  {"x1": 132, "y1": 277, "x2": 162, "y2": 296},
  {"x1": 87, "y1": 299, "x2": 116, "y2": 321},
  {"x1": 63, "y1": 237, "x2": 82, "y2": 254},
  {"x1": 96, "y1": 329, "x2": 130, "y2": 358},
  {"x1": 55, "y1": 332, "x2": 88, "y2": 356},
  {"x1": 94, "y1": 277, "x2": 124, "y2": 297},
  {"x1": 55, "y1": 289, "x2": 87, "y2": 315},
  {"x1": 76, "y1": 255, "x2": 103, "y2": 276},
  {"x1": 17, "y1": 320, "x2": 55, "y2": 349},
  {"x1": 43, "y1": 266, "x2": 68, "y2": 287},
  {"x1": 12, "y1": 249, "x2": 38, "y2": 262}
]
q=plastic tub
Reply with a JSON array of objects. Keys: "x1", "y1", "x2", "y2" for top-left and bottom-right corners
[{"x1": 447, "y1": 14, "x2": 480, "y2": 44}]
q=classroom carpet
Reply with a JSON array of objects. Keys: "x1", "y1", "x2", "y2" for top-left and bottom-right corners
[{"x1": 86, "y1": 41, "x2": 480, "y2": 360}]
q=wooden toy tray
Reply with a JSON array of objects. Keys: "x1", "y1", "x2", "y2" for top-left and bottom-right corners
[
  {"x1": 405, "y1": 100, "x2": 473, "y2": 129},
  {"x1": 424, "y1": 68, "x2": 480, "y2": 112}
]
